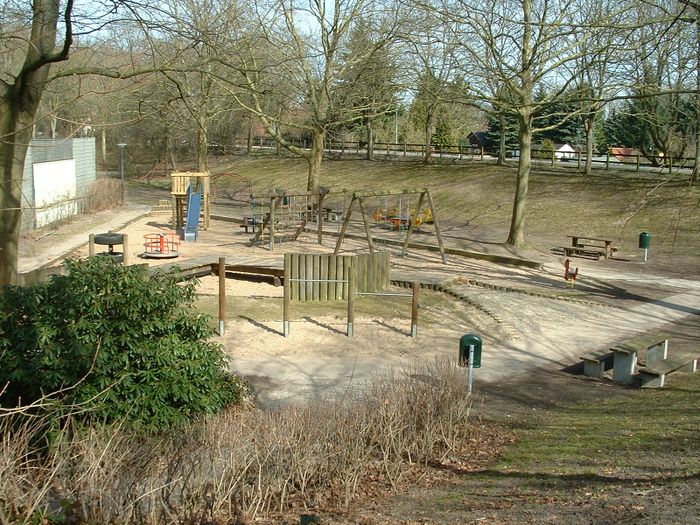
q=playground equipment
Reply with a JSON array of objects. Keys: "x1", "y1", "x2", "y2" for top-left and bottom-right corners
[
  {"x1": 171, "y1": 171, "x2": 210, "y2": 235},
  {"x1": 248, "y1": 188, "x2": 331, "y2": 250},
  {"x1": 333, "y1": 188, "x2": 447, "y2": 264},
  {"x1": 142, "y1": 233, "x2": 180, "y2": 259},
  {"x1": 89, "y1": 232, "x2": 130, "y2": 264},
  {"x1": 282, "y1": 252, "x2": 418, "y2": 338}
]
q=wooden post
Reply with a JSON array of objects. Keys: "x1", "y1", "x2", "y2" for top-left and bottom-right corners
[
  {"x1": 88, "y1": 234, "x2": 95, "y2": 256},
  {"x1": 480, "y1": 146, "x2": 484, "y2": 161},
  {"x1": 269, "y1": 196, "x2": 276, "y2": 251},
  {"x1": 317, "y1": 190, "x2": 325, "y2": 245},
  {"x1": 426, "y1": 191, "x2": 447, "y2": 264},
  {"x1": 283, "y1": 254, "x2": 290, "y2": 337},
  {"x1": 636, "y1": 153, "x2": 640, "y2": 172},
  {"x1": 403, "y1": 142, "x2": 407, "y2": 156},
  {"x1": 218, "y1": 257, "x2": 226, "y2": 336},
  {"x1": 347, "y1": 265, "x2": 355, "y2": 337},
  {"x1": 411, "y1": 281, "x2": 420, "y2": 338},
  {"x1": 577, "y1": 149, "x2": 581, "y2": 170},
  {"x1": 357, "y1": 196, "x2": 376, "y2": 254},
  {"x1": 334, "y1": 196, "x2": 356, "y2": 255},
  {"x1": 401, "y1": 191, "x2": 425, "y2": 257},
  {"x1": 459, "y1": 144, "x2": 463, "y2": 160},
  {"x1": 122, "y1": 234, "x2": 130, "y2": 265},
  {"x1": 605, "y1": 150, "x2": 610, "y2": 170},
  {"x1": 668, "y1": 156, "x2": 673, "y2": 174}
]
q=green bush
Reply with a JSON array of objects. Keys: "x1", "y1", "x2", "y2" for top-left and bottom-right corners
[
  {"x1": 533, "y1": 139, "x2": 556, "y2": 160},
  {"x1": 0, "y1": 257, "x2": 241, "y2": 430}
]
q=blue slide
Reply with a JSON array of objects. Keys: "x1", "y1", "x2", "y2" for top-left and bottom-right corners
[{"x1": 183, "y1": 187, "x2": 202, "y2": 242}]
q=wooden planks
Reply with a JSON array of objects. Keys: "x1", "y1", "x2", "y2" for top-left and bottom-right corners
[{"x1": 284, "y1": 251, "x2": 390, "y2": 301}]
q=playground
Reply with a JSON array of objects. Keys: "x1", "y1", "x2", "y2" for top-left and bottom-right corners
[{"x1": 17, "y1": 163, "x2": 700, "y2": 407}]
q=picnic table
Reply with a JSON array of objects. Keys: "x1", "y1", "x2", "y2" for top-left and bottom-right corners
[{"x1": 564, "y1": 235, "x2": 616, "y2": 259}]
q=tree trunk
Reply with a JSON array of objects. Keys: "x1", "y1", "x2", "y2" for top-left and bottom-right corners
[
  {"x1": 423, "y1": 109, "x2": 434, "y2": 163},
  {"x1": 100, "y1": 128, "x2": 107, "y2": 165},
  {"x1": 497, "y1": 113, "x2": 506, "y2": 165},
  {"x1": 366, "y1": 119, "x2": 374, "y2": 160},
  {"x1": 307, "y1": 126, "x2": 325, "y2": 192},
  {"x1": 693, "y1": 8, "x2": 700, "y2": 183},
  {"x1": 0, "y1": 0, "x2": 65, "y2": 286},
  {"x1": 0, "y1": 105, "x2": 31, "y2": 286},
  {"x1": 506, "y1": 0, "x2": 533, "y2": 248},
  {"x1": 246, "y1": 114, "x2": 253, "y2": 155},
  {"x1": 506, "y1": 114, "x2": 532, "y2": 246},
  {"x1": 197, "y1": 120, "x2": 208, "y2": 172},
  {"x1": 584, "y1": 114, "x2": 594, "y2": 175}
]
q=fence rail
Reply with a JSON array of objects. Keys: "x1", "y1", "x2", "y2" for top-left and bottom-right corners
[{"x1": 228, "y1": 137, "x2": 696, "y2": 173}]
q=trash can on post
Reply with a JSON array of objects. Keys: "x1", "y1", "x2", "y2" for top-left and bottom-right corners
[
  {"x1": 639, "y1": 231, "x2": 651, "y2": 262},
  {"x1": 638, "y1": 232, "x2": 651, "y2": 249}
]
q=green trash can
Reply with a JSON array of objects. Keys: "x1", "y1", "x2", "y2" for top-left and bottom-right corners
[
  {"x1": 638, "y1": 231, "x2": 651, "y2": 249},
  {"x1": 459, "y1": 334, "x2": 482, "y2": 368}
]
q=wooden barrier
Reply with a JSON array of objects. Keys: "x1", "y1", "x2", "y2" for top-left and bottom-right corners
[{"x1": 284, "y1": 251, "x2": 389, "y2": 302}]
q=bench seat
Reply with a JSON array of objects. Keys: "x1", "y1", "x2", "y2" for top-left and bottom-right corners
[
  {"x1": 638, "y1": 353, "x2": 698, "y2": 388},
  {"x1": 562, "y1": 246, "x2": 604, "y2": 260},
  {"x1": 580, "y1": 349, "x2": 615, "y2": 378}
]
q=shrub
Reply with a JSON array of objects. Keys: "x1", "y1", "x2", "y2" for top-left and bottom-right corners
[
  {"x1": 534, "y1": 138, "x2": 556, "y2": 160},
  {"x1": 0, "y1": 257, "x2": 241, "y2": 430}
]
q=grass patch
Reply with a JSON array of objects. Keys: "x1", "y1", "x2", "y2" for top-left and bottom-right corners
[
  {"x1": 497, "y1": 374, "x2": 700, "y2": 477},
  {"x1": 204, "y1": 156, "x2": 700, "y2": 256}
]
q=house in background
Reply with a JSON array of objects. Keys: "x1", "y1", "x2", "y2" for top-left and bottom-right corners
[
  {"x1": 610, "y1": 147, "x2": 641, "y2": 163},
  {"x1": 555, "y1": 143, "x2": 576, "y2": 160},
  {"x1": 467, "y1": 131, "x2": 495, "y2": 152}
]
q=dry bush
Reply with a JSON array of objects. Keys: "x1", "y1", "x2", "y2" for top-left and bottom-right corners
[
  {"x1": 81, "y1": 178, "x2": 125, "y2": 213},
  {"x1": 0, "y1": 357, "x2": 478, "y2": 524}
]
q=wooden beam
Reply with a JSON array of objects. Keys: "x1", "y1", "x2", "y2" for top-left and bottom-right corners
[
  {"x1": 334, "y1": 196, "x2": 357, "y2": 255},
  {"x1": 357, "y1": 196, "x2": 376, "y2": 254},
  {"x1": 401, "y1": 191, "x2": 425, "y2": 257},
  {"x1": 426, "y1": 190, "x2": 447, "y2": 264},
  {"x1": 351, "y1": 188, "x2": 428, "y2": 198}
]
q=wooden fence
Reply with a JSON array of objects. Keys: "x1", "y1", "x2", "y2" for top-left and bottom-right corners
[{"x1": 285, "y1": 251, "x2": 390, "y2": 301}]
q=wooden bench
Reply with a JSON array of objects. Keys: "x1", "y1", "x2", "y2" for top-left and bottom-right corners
[
  {"x1": 638, "y1": 352, "x2": 698, "y2": 388},
  {"x1": 240, "y1": 215, "x2": 265, "y2": 234},
  {"x1": 565, "y1": 235, "x2": 617, "y2": 259}
]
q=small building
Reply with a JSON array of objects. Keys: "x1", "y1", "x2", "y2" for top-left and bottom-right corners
[
  {"x1": 555, "y1": 143, "x2": 576, "y2": 160},
  {"x1": 610, "y1": 147, "x2": 640, "y2": 163},
  {"x1": 21, "y1": 138, "x2": 96, "y2": 232},
  {"x1": 467, "y1": 131, "x2": 495, "y2": 152}
]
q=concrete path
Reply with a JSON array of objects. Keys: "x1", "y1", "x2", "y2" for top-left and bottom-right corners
[{"x1": 18, "y1": 205, "x2": 150, "y2": 273}]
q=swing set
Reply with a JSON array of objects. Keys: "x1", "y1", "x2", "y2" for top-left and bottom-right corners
[{"x1": 333, "y1": 188, "x2": 447, "y2": 264}]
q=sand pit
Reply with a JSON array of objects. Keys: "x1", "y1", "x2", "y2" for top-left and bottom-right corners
[{"x1": 20, "y1": 212, "x2": 700, "y2": 407}]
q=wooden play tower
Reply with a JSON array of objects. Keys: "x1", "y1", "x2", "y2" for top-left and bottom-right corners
[{"x1": 171, "y1": 171, "x2": 211, "y2": 231}]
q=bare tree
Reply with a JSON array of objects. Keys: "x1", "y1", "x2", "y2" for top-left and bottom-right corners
[
  {"x1": 222, "y1": 0, "x2": 401, "y2": 191},
  {"x1": 438, "y1": 0, "x2": 625, "y2": 245},
  {"x1": 0, "y1": 0, "x2": 75, "y2": 285}
]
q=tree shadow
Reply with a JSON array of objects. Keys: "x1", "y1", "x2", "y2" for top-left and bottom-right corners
[
  {"x1": 302, "y1": 316, "x2": 346, "y2": 336},
  {"x1": 238, "y1": 315, "x2": 282, "y2": 336}
]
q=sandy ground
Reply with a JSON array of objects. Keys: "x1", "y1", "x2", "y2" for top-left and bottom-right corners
[{"x1": 19, "y1": 205, "x2": 700, "y2": 408}]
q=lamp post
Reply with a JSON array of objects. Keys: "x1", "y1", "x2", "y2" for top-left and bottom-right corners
[
  {"x1": 117, "y1": 143, "x2": 127, "y2": 184},
  {"x1": 117, "y1": 143, "x2": 127, "y2": 204}
]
